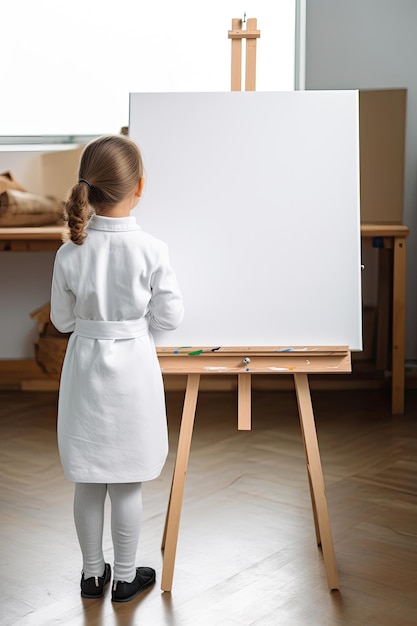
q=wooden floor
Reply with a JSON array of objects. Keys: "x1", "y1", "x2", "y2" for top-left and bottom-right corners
[{"x1": 1, "y1": 388, "x2": 417, "y2": 626}]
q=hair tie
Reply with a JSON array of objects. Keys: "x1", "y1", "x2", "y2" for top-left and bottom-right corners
[{"x1": 79, "y1": 178, "x2": 92, "y2": 189}]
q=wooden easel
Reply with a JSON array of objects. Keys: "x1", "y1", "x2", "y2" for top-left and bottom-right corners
[
  {"x1": 159, "y1": 348, "x2": 345, "y2": 592},
  {"x1": 159, "y1": 19, "x2": 342, "y2": 593}
]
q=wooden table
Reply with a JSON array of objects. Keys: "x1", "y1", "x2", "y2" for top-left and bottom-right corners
[
  {"x1": 0, "y1": 224, "x2": 410, "y2": 413},
  {"x1": 360, "y1": 224, "x2": 409, "y2": 414}
]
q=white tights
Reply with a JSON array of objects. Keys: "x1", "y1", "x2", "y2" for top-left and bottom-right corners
[{"x1": 73, "y1": 482, "x2": 142, "y2": 583}]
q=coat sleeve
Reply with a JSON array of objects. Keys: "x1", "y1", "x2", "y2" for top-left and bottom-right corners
[
  {"x1": 148, "y1": 243, "x2": 184, "y2": 332},
  {"x1": 50, "y1": 252, "x2": 76, "y2": 333}
]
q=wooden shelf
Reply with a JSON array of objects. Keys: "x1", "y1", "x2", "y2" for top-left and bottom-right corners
[{"x1": 0, "y1": 225, "x2": 66, "y2": 251}]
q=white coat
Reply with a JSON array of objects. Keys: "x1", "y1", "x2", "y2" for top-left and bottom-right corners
[{"x1": 50, "y1": 214, "x2": 184, "y2": 483}]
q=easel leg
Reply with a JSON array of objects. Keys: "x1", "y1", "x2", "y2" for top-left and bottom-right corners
[
  {"x1": 238, "y1": 373, "x2": 252, "y2": 430},
  {"x1": 294, "y1": 375, "x2": 321, "y2": 545},
  {"x1": 161, "y1": 373, "x2": 200, "y2": 592},
  {"x1": 161, "y1": 474, "x2": 173, "y2": 551},
  {"x1": 245, "y1": 18, "x2": 257, "y2": 91},
  {"x1": 305, "y1": 452, "x2": 321, "y2": 547},
  {"x1": 294, "y1": 373, "x2": 339, "y2": 591},
  {"x1": 230, "y1": 18, "x2": 242, "y2": 91}
]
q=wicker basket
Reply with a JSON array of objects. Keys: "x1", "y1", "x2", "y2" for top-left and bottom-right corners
[
  {"x1": 30, "y1": 305, "x2": 70, "y2": 376},
  {"x1": 34, "y1": 323, "x2": 70, "y2": 376}
]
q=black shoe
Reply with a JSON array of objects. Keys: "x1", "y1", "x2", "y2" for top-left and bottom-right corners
[
  {"x1": 81, "y1": 563, "x2": 111, "y2": 598},
  {"x1": 112, "y1": 567, "x2": 156, "y2": 603}
]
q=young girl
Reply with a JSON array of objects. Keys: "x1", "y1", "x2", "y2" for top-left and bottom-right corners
[{"x1": 50, "y1": 135, "x2": 184, "y2": 602}]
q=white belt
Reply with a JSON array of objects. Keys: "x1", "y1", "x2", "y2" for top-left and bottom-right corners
[{"x1": 74, "y1": 318, "x2": 149, "y2": 340}]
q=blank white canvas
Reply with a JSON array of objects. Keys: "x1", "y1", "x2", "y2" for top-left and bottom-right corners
[{"x1": 129, "y1": 91, "x2": 362, "y2": 349}]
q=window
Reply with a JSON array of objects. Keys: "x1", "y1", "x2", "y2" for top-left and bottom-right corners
[{"x1": 1, "y1": 0, "x2": 300, "y2": 138}]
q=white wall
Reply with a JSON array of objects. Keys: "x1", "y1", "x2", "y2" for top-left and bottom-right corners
[
  {"x1": 0, "y1": 251, "x2": 54, "y2": 358},
  {"x1": 0, "y1": 150, "x2": 44, "y2": 195},
  {"x1": 305, "y1": 0, "x2": 417, "y2": 360}
]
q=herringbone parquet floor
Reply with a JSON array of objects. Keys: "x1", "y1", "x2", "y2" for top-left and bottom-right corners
[{"x1": 1, "y1": 388, "x2": 416, "y2": 625}]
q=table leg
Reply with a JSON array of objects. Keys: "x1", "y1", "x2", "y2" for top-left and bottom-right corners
[
  {"x1": 392, "y1": 237, "x2": 407, "y2": 414},
  {"x1": 375, "y1": 248, "x2": 392, "y2": 372}
]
